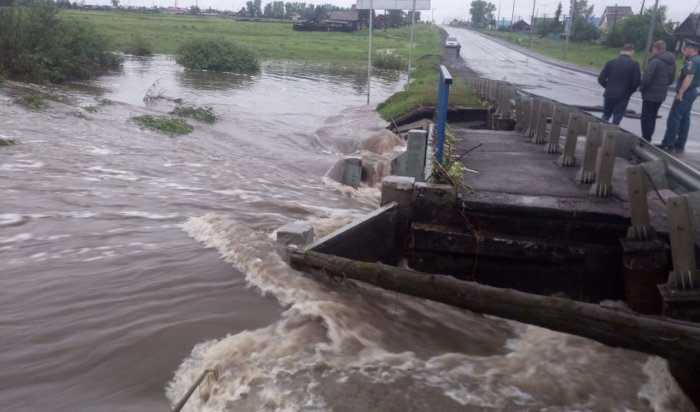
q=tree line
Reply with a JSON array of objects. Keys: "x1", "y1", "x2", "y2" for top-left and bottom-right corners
[{"x1": 469, "y1": 0, "x2": 675, "y2": 50}]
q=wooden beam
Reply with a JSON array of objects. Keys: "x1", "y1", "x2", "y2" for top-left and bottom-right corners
[{"x1": 290, "y1": 249, "x2": 700, "y2": 365}]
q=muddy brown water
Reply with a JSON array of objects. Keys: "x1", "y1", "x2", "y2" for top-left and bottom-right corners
[{"x1": 0, "y1": 56, "x2": 695, "y2": 412}]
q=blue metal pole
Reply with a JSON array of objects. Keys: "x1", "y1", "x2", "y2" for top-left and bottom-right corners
[{"x1": 436, "y1": 65, "x2": 452, "y2": 164}]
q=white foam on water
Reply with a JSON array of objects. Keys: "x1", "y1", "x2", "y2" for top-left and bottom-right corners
[
  {"x1": 87, "y1": 166, "x2": 139, "y2": 181},
  {"x1": 0, "y1": 160, "x2": 44, "y2": 171},
  {"x1": 639, "y1": 357, "x2": 697, "y2": 412},
  {"x1": 321, "y1": 177, "x2": 380, "y2": 208},
  {"x1": 0, "y1": 214, "x2": 28, "y2": 228},
  {"x1": 169, "y1": 215, "x2": 696, "y2": 412},
  {"x1": 0, "y1": 233, "x2": 33, "y2": 245}
]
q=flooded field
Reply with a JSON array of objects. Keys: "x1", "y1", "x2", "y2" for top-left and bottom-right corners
[{"x1": 0, "y1": 55, "x2": 694, "y2": 411}]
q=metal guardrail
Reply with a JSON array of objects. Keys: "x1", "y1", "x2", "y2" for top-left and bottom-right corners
[{"x1": 465, "y1": 74, "x2": 700, "y2": 299}]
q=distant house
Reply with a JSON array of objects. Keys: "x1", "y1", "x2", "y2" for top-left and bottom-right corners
[
  {"x1": 511, "y1": 20, "x2": 531, "y2": 32},
  {"x1": 674, "y1": 14, "x2": 700, "y2": 51},
  {"x1": 327, "y1": 9, "x2": 360, "y2": 31},
  {"x1": 599, "y1": 6, "x2": 633, "y2": 31},
  {"x1": 288, "y1": 12, "x2": 301, "y2": 20},
  {"x1": 163, "y1": 7, "x2": 188, "y2": 15}
]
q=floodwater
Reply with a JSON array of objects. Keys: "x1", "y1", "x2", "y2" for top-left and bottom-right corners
[{"x1": 0, "y1": 55, "x2": 695, "y2": 412}]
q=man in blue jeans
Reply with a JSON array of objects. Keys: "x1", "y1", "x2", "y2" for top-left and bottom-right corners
[
  {"x1": 598, "y1": 43, "x2": 641, "y2": 125},
  {"x1": 659, "y1": 40, "x2": 700, "y2": 152}
]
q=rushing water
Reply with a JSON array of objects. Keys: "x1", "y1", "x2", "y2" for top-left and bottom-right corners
[{"x1": 0, "y1": 56, "x2": 695, "y2": 412}]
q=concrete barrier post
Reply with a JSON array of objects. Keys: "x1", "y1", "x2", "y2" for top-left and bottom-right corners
[
  {"x1": 277, "y1": 223, "x2": 315, "y2": 247},
  {"x1": 625, "y1": 165, "x2": 656, "y2": 240},
  {"x1": 590, "y1": 130, "x2": 617, "y2": 197},
  {"x1": 519, "y1": 98, "x2": 532, "y2": 136},
  {"x1": 532, "y1": 100, "x2": 550, "y2": 144},
  {"x1": 665, "y1": 195, "x2": 699, "y2": 291},
  {"x1": 343, "y1": 156, "x2": 363, "y2": 188},
  {"x1": 545, "y1": 106, "x2": 564, "y2": 154},
  {"x1": 405, "y1": 129, "x2": 428, "y2": 181},
  {"x1": 576, "y1": 123, "x2": 603, "y2": 183},
  {"x1": 558, "y1": 113, "x2": 579, "y2": 167},
  {"x1": 527, "y1": 98, "x2": 540, "y2": 139}
]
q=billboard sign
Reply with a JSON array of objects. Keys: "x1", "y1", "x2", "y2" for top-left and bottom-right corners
[{"x1": 356, "y1": 0, "x2": 431, "y2": 10}]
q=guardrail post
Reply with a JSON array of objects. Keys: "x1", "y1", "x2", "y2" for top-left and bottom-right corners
[
  {"x1": 436, "y1": 65, "x2": 452, "y2": 164},
  {"x1": 527, "y1": 97, "x2": 540, "y2": 139},
  {"x1": 544, "y1": 105, "x2": 563, "y2": 154},
  {"x1": 625, "y1": 165, "x2": 656, "y2": 240},
  {"x1": 558, "y1": 113, "x2": 579, "y2": 167},
  {"x1": 576, "y1": 123, "x2": 603, "y2": 183},
  {"x1": 518, "y1": 97, "x2": 534, "y2": 137},
  {"x1": 590, "y1": 130, "x2": 617, "y2": 197},
  {"x1": 665, "y1": 195, "x2": 700, "y2": 290},
  {"x1": 532, "y1": 99, "x2": 550, "y2": 144},
  {"x1": 659, "y1": 195, "x2": 700, "y2": 321}
]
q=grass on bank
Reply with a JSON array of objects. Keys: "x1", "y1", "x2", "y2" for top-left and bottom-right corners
[
  {"x1": 84, "y1": 97, "x2": 112, "y2": 113},
  {"x1": 171, "y1": 105, "x2": 218, "y2": 123},
  {"x1": 14, "y1": 92, "x2": 48, "y2": 109},
  {"x1": 132, "y1": 115, "x2": 194, "y2": 135},
  {"x1": 483, "y1": 30, "x2": 644, "y2": 69}
]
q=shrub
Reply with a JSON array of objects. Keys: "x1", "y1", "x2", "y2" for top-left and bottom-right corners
[
  {"x1": 373, "y1": 52, "x2": 406, "y2": 70},
  {"x1": 0, "y1": 138, "x2": 18, "y2": 146},
  {"x1": 0, "y1": 1, "x2": 120, "y2": 83},
  {"x1": 132, "y1": 115, "x2": 194, "y2": 135},
  {"x1": 124, "y1": 35, "x2": 153, "y2": 56},
  {"x1": 14, "y1": 92, "x2": 47, "y2": 109},
  {"x1": 171, "y1": 105, "x2": 217, "y2": 123},
  {"x1": 175, "y1": 38, "x2": 259, "y2": 73}
]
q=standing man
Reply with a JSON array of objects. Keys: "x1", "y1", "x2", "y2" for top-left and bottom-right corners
[
  {"x1": 640, "y1": 40, "x2": 676, "y2": 142},
  {"x1": 659, "y1": 39, "x2": 700, "y2": 152},
  {"x1": 597, "y1": 43, "x2": 641, "y2": 125}
]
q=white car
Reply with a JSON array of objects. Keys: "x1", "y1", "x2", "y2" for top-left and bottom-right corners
[{"x1": 445, "y1": 37, "x2": 460, "y2": 48}]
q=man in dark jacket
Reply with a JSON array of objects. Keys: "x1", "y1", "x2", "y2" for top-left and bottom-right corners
[
  {"x1": 598, "y1": 43, "x2": 641, "y2": 125},
  {"x1": 639, "y1": 40, "x2": 676, "y2": 141}
]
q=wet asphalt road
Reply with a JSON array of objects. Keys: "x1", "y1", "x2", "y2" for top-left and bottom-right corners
[{"x1": 443, "y1": 26, "x2": 700, "y2": 168}]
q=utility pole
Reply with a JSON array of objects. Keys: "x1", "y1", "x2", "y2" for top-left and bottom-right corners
[
  {"x1": 566, "y1": 0, "x2": 576, "y2": 60},
  {"x1": 529, "y1": 0, "x2": 536, "y2": 47},
  {"x1": 510, "y1": 0, "x2": 516, "y2": 38},
  {"x1": 497, "y1": 0, "x2": 502, "y2": 29},
  {"x1": 643, "y1": 0, "x2": 660, "y2": 71}
]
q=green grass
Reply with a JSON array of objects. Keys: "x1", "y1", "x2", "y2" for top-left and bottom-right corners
[
  {"x1": 482, "y1": 30, "x2": 645, "y2": 69},
  {"x1": 0, "y1": 138, "x2": 18, "y2": 146},
  {"x1": 132, "y1": 115, "x2": 194, "y2": 135},
  {"x1": 171, "y1": 105, "x2": 218, "y2": 123},
  {"x1": 84, "y1": 97, "x2": 112, "y2": 113},
  {"x1": 14, "y1": 93, "x2": 48, "y2": 109}
]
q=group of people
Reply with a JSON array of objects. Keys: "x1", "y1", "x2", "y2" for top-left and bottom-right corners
[{"x1": 597, "y1": 39, "x2": 700, "y2": 152}]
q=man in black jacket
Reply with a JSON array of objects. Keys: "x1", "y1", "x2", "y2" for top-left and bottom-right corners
[
  {"x1": 640, "y1": 40, "x2": 676, "y2": 141},
  {"x1": 598, "y1": 43, "x2": 641, "y2": 125}
]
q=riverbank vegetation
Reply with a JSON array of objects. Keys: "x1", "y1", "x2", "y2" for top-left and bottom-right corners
[
  {"x1": 171, "y1": 105, "x2": 218, "y2": 124},
  {"x1": 176, "y1": 38, "x2": 259, "y2": 73},
  {"x1": 14, "y1": 92, "x2": 48, "y2": 109},
  {"x1": 0, "y1": 1, "x2": 119, "y2": 83},
  {"x1": 132, "y1": 115, "x2": 194, "y2": 135}
]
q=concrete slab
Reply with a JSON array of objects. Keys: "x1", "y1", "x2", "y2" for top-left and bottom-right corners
[{"x1": 453, "y1": 128, "x2": 669, "y2": 230}]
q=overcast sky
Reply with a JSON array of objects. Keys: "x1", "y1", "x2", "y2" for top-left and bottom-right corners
[{"x1": 105, "y1": 0, "x2": 698, "y2": 25}]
